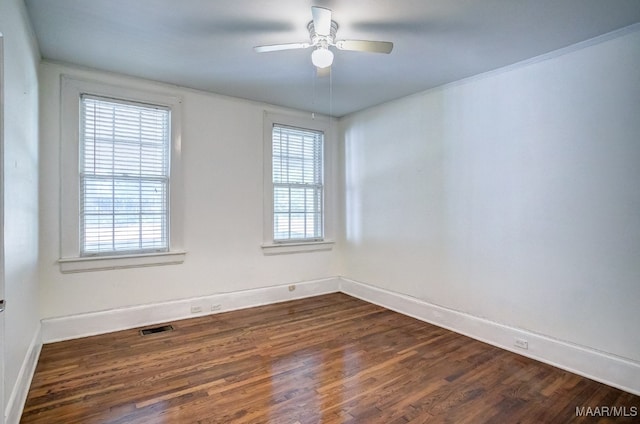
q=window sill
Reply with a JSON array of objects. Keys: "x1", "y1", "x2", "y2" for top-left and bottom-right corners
[
  {"x1": 58, "y1": 251, "x2": 186, "y2": 273},
  {"x1": 261, "y1": 241, "x2": 334, "y2": 256}
]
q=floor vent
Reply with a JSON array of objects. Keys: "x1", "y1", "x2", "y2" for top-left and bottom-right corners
[{"x1": 140, "y1": 325, "x2": 174, "y2": 336}]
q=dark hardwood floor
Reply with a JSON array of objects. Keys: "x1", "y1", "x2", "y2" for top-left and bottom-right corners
[{"x1": 21, "y1": 293, "x2": 638, "y2": 423}]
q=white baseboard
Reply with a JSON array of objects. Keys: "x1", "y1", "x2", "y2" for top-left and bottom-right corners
[
  {"x1": 340, "y1": 277, "x2": 640, "y2": 396},
  {"x1": 38, "y1": 276, "x2": 640, "y2": 397},
  {"x1": 5, "y1": 324, "x2": 42, "y2": 424},
  {"x1": 42, "y1": 277, "x2": 341, "y2": 343}
]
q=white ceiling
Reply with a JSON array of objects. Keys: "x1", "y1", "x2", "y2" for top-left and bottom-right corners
[{"x1": 25, "y1": 0, "x2": 640, "y2": 117}]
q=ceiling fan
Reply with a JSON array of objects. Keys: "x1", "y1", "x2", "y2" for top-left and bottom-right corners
[{"x1": 253, "y1": 6, "x2": 393, "y2": 69}]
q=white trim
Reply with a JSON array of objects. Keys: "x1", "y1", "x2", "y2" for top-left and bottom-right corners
[
  {"x1": 262, "y1": 111, "x2": 335, "y2": 253},
  {"x1": 261, "y1": 241, "x2": 334, "y2": 255},
  {"x1": 41, "y1": 278, "x2": 341, "y2": 343},
  {"x1": 36, "y1": 276, "x2": 640, "y2": 396},
  {"x1": 339, "y1": 277, "x2": 640, "y2": 396},
  {"x1": 459, "y1": 23, "x2": 640, "y2": 86},
  {"x1": 5, "y1": 325, "x2": 42, "y2": 424},
  {"x1": 0, "y1": 32, "x2": 5, "y2": 424},
  {"x1": 341, "y1": 23, "x2": 640, "y2": 121},
  {"x1": 59, "y1": 75, "x2": 184, "y2": 272},
  {"x1": 58, "y1": 250, "x2": 186, "y2": 273}
]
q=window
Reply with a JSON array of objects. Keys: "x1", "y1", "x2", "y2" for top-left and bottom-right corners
[
  {"x1": 80, "y1": 95, "x2": 170, "y2": 255},
  {"x1": 262, "y1": 112, "x2": 334, "y2": 255},
  {"x1": 272, "y1": 124, "x2": 324, "y2": 242},
  {"x1": 59, "y1": 76, "x2": 184, "y2": 272}
]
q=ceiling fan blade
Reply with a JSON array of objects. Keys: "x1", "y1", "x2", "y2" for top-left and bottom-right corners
[
  {"x1": 335, "y1": 40, "x2": 394, "y2": 54},
  {"x1": 254, "y1": 42, "x2": 310, "y2": 53},
  {"x1": 311, "y1": 6, "x2": 332, "y2": 36}
]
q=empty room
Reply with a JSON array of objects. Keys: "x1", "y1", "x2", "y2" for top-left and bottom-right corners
[{"x1": 1, "y1": 0, "x2": 639, "y2": 423}]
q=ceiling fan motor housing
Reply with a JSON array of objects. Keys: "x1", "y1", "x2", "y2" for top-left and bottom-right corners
[{"x1": 308, "y1": 20, "x2": 339, "y2": 47}]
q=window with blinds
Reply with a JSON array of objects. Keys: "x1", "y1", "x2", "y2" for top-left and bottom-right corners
[
  {"x1": 272, "y1": 124, "x2": 324, "y2": 242},
  {"x1": 80, "y1": 95, "x2": 170, "y2": 255}
]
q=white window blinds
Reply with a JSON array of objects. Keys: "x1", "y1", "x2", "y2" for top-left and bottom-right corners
[
  {"x1": 272, "y1": 124, "x2": 324, "y2": 242},
  {"x1": 80, "y1": 95, "x2": 170, "y2": 255}
]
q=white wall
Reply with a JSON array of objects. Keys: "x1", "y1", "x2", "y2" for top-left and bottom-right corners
[
  {"x1": 340, "y1": 28, "x2": 640, "y2": 363},
  {"x1": 39, "y1": 62, "x2": 341, "y2": 319},
  {"x1": 0, "y1": 0, "x2": 41, "y2": 414}
]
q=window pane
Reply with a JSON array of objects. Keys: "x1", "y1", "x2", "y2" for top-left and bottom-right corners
[
  {"x1": 272, "y1": 124, "x2": 324, "y2": 241},
  {"x1": 80, "y1": 95, "x2": 170, "y2": 255},
  {"x1": 274, "y1": 213, "x2": 291, "y2": 240},
  {"x1": 274, "y1": 186, "x2": 290, "y2": 213}
]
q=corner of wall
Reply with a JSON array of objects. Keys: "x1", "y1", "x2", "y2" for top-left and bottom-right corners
[
  {"x1": 5, "y1": 324, "x2": 42, "y2": 424},
  {"x1": 339, "y1": 277, "x2": 640, "y2": 396}
]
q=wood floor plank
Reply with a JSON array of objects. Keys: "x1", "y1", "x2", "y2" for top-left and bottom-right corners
[{"x1": 21, "y1": 293, "x2": 639, "y2": 423}]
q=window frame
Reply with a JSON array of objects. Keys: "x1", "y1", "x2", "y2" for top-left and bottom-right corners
[
  {"x1": 262, "y1": 112, "x2": 335, "y2": 255},
  {"x1": 79, "y1": 94, "x2": 171, "y2": 256},
  {"x1": 59, "y1": 76, "x2": 185, "y2": 272}
]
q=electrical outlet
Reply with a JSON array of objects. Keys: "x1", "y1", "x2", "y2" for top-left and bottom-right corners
[
  {"x1": 211, "y1": 304, "x2": 222, "y2": 311},
  {"x1": 515, "y1": 338, "x2": 528, "y2": 350},
  {"x1": 190, "y1": 306, "x2": 203, "y2": 314},
  {"x1": 288, "y1": 285, "x2": 296, "y2": 292}
]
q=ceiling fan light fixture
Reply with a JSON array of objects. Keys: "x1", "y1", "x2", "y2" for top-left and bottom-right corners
[
  {"x1": 311, "y1": 47, "x2": 334, "y2": 68},
  {"x1": 254, "y1": 6, "x2": 393, "y2": 70}
]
